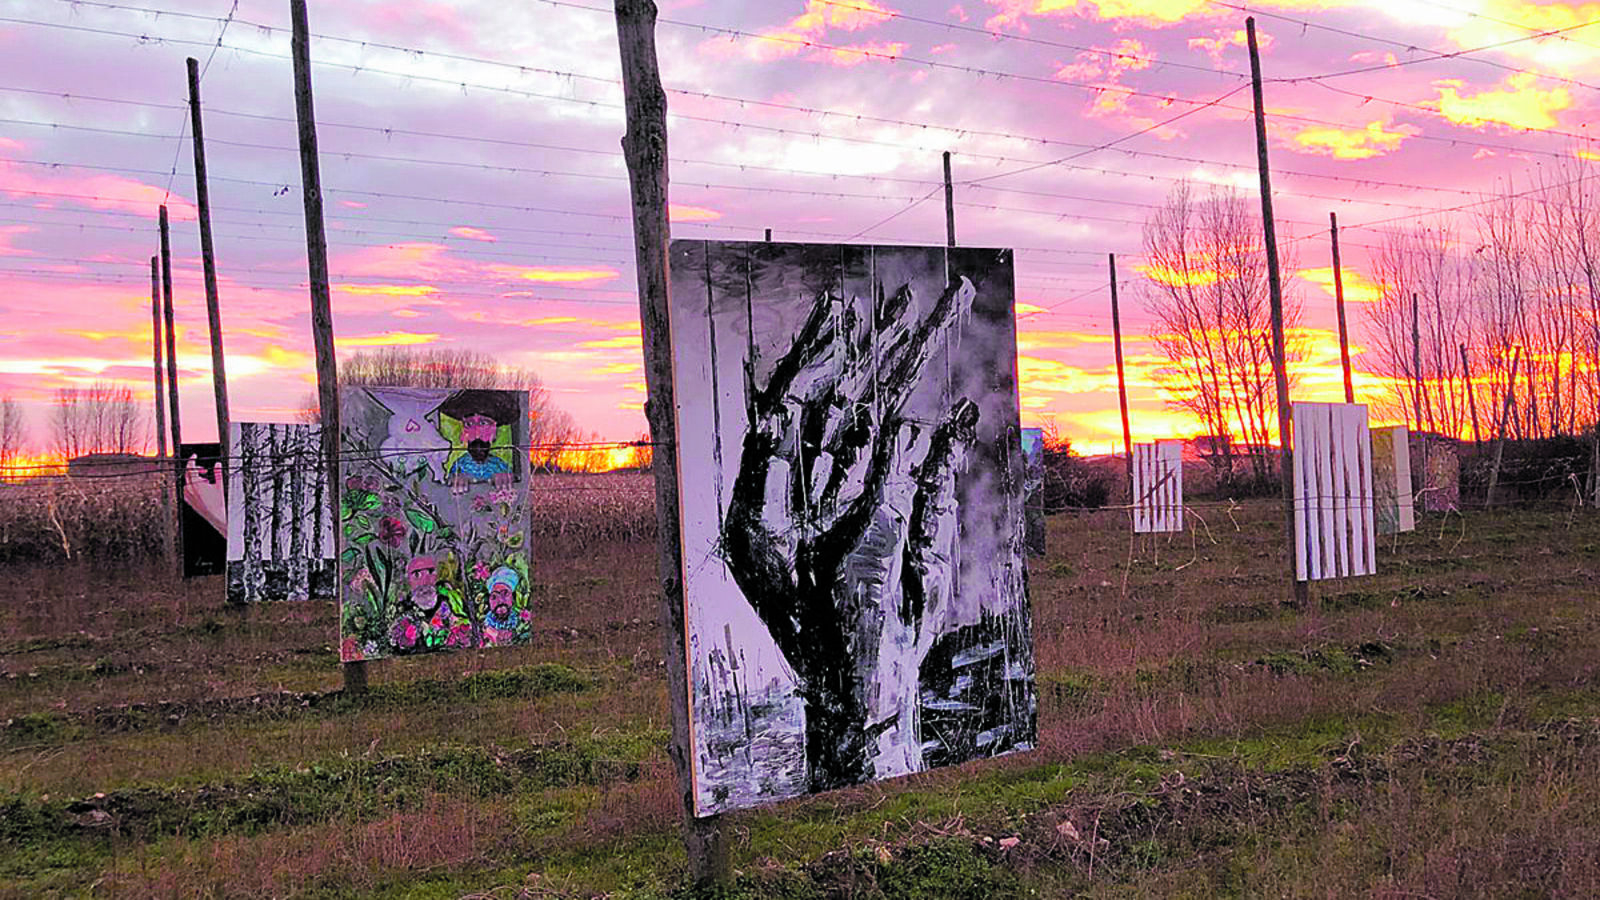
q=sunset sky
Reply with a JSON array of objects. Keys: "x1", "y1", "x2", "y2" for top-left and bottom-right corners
[{"x1": 1, "y1": 0, "x2": 1595, "y2": 456}]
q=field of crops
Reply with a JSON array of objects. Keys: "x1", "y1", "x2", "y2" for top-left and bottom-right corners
[{"x1": 2, "y1": 496, "x2": 1599, "y2": 898}]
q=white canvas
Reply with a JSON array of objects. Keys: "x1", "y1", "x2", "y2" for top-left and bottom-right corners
[
  {"x1": 1292, "y1": 403, "x2": 1376, "y2": 581},
  {"x1": 1132, "y1": 440, "x2": 1184, "y2": 533}
]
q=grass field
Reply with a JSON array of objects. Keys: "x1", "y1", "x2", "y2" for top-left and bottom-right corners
[{"x1": 2, "y1": 489, "x2": 1598, "y2": 898}]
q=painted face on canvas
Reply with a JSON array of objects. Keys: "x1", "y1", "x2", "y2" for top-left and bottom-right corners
[
  {"x1": 407, "y1": 557, "x2": 440, "y2": 613},
  {"x1": 486, "y1": 566, "x2": 518, "y2": 619},
  {"x1": 462, "y1": 414, "x2": 497, "y2": 462},
  {"x1": 406, "y1": 556, "x2": 437, "y2": 589}
]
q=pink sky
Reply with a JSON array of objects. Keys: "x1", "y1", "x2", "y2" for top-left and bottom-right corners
[{"x1": 1, "y1": 0, "x2": 1595, "y2": 453}]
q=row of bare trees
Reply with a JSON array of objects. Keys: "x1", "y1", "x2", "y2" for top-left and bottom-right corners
[
  {"x1": 317, "y1": 347, "x2": 597, "y2": 471},
  {"x1": 1366, "y1": 157, "x2": 1600, "y2": 445},
  {"x1": 47, "y1": 383, "x2": 150, "y2": 461},
  {"x1": 1141, "y1": 161, "x2": 1599, "y2": 486}
]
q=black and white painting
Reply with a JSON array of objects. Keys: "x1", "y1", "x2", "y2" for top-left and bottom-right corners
[
  {"x1": 226, "y1": 422, "x2": 336, "y2": 603},
  {"x1": 669, "y1": 240, "x2": 1037, "y2": 816}
]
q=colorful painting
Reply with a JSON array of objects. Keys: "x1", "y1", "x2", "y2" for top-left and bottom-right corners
[
  {"x1": 669, "y1": 240, "x2": 1037, "y2": 816},
  {"x1": 338, "y1": 386, "x2": 531, "y2": 663},
  {"x1": 1020, "y1": 427, "x2": 1046, "y2": 556},
  {"x1": 1421, "y1": 442, "x2": 1460, "y2": 513},
  {"x1": 1371, "y1": 425, "x2": 1415, "y2": 535},
  {"x1": 1292, "y1": 403, "x2": 1376, "y2": 581},
  {"x1": 1132, "y1": 440, "x2": 1184, "y2": 533},
  {"x1": 226, "y1": 423, "x2": 336, "y2": 603},
  {"x1": 180, "y1": 441, "x2": 226, "y2": 577}
]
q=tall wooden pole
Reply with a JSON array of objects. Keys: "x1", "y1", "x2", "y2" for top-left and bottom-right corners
[
  {"x1": 188, "y1": 56, "x2": 230, "y2": 493},
  {"x1": 1329, "y1": 212, "x2": 1354, "y2": 404},
  {"x1": 613, "y1": 0, "x2": 729, "y2": 887},
  {"x1": 291, "y1": 0, "x2": 357, "y2": 687},
  {"x1": 1460, "y1": 343, "x2": 1482, "y2": 447},
  {"x1": 1246, "y1": 19, "x2": 1308, "y2": 607},
  {"x1": 943, "y1": 150, "x2": 955, "y2": 248},
  {"x1": 150, "y1": 253, "x2": 173, "y2": 565},
  {"x1": 159, "y1": 205, "x2": 185, "y2": 575},
  {"x1": 150, "y1": 255, "x2": 169, "y2": 462},
  {"x1": 1410, "y1": 292, "x2": 1424, "y2": 433},
  {"x1": 1109, "y1": 253, "x2": 1134, "y2": 494}
]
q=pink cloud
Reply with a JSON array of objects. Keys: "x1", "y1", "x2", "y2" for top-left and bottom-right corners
[
  {"x1": 0, "y1": 225, "x2": 35, "y2": 257},
  {"x1": 0, "y1": 157, "x2": 197, "y2": 221}
]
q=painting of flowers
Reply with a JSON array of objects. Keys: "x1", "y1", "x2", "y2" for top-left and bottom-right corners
[{"x1": 338, "y1": 386, "x2": 532, "y2": 663}]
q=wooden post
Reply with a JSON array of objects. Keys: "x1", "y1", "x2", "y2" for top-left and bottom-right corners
[
  {"x1": 188, "y1": 56, "x2": 231, "y2": 496},
  {"x1": 150, "y1": 253, "x2": 173, "y2": 565},
  {"x1": 1486, "y1": 347, "x2": 1521, "y2": 508},
  {"x1": 764, "y1": 228, "x2": 772, "y2": 242},
  {"x1": 150, "y1": 255, "x2": 169, "y2": 462},
  {"x1": 159, "y1": 205, "x2": 185, "y2": 576},
  {"x1": 1410, "y1": 293, "x2": 1424, "y2": 433},
  {"x1": 1330, "y1": 212, "x2": 1354, "y2": 404},
  {"x1": 291, "y1": 0, "x2": 360, "y2": 690},
  {"x1": 1109, "y1": 253, "x2": 1134, "y2": 496},
  {"x1": 942, "y1": 150, "x2": 955, "y2": 248},
  {"x1": 613, "y1": 0, "x2": 729, "y2": 887},
  {"x1": 1246, "y1": 19, "x2": 1308, "y2": 607},
  {"x1": 1460, "y1": 343, "x2": 1482, "y2": 448}
]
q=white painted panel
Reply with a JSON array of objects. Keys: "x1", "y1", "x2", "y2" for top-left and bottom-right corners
[
  {"x1": 1293, "y1": 404, "x2": 1310, "y2": 581},
  {"x1": 1293, "y1": 402, "x2": 1376, "y2": 581},
  {"x1": 1132, "y1": 440, "x2": 1183, "y2": 534}
]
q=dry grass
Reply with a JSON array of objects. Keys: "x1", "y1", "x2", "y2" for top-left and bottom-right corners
[{"x1": 1, "y1": 501, "x2": 1597, "y2": 898}]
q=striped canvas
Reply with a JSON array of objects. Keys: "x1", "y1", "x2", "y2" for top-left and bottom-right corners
[
  {"x1": 1132, "y1": 440, "x2": 1184, "y2": 533},
  {"x1": 1292, "y1": 402, "x2": 1376, "y2": 581}
]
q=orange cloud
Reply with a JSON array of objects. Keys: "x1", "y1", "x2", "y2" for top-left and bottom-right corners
[
  {"x1": 1019, "y1": 355, "x2": 1120, "y2": 394},
  {"x1": 1017, "y1": 329, "x2": 1125, "y2": 351},
  {"x1": 0, "y1": 225, "x2": 33, "y2": 257},
  {"x1": 1136, "y1": 261, "x2": 1220, "y2": 288},
  {"x1": 338, "y1": 243, "x2": 466, "y2": 281},
  {"x1": 709, "y1": 0, "x2": 898, "y2": 64},
  {"x1": 334, "y1": 332, "x2": 441, "y2": 348},
  {"x1": 1435, "y1": 73, "x2": 1571, "y2": 131},
  {"x1": 578, "y1": 334, "x2": 644, "y2": 351},
  {"x1": 335, "y1": 284, "x2": 442, "y2": 297},
  {"x1": 449, "y1": 226, "x2": 497, "y2": 242},
  {"x1": 988, "y1": 0, "x2": 1204, "y2": 28},
  {"x1": 1187, "y1": 28, "x2": 1261, "y2": 64},
  {"x1": 985, "y1": 0, "x2": 1330, "y2": 28},
  {"x1": 668, "y1": 204, "x2": 723, "y2": 222},
  {"x1": 523, "y1": 316, "x2": 638, "y2": 330},
  {"x1": 487, "y1": 265, "x2": 620, "y2": 284},
  {"x1": 1298, "y1": 266, "x2": 1382, "y2": 304},
  {"x1": 1287, "y1": 119, "x2": 1417, "y2": 160}
]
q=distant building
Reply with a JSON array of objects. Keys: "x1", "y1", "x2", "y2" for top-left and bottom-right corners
[{"x1": 67, "y1": 453, "x2": 163, "y2": 478}]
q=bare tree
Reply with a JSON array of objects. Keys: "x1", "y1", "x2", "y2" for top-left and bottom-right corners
[
  {"x1": 336, "y1": 347, "x2": 581, "y2": 470},
  {"x1": 1140, "y1": 182, "x2": 1305, "y2": 484},
  {"x1": 0, "y1": 397, "x2": 25, "y2": 474},
  {"x1": 1366, "y1": 224, "x2": 1477, "y2": 437},
  {"x1": 49, "y1": 382, "x2": 148, "y2": 460}
]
